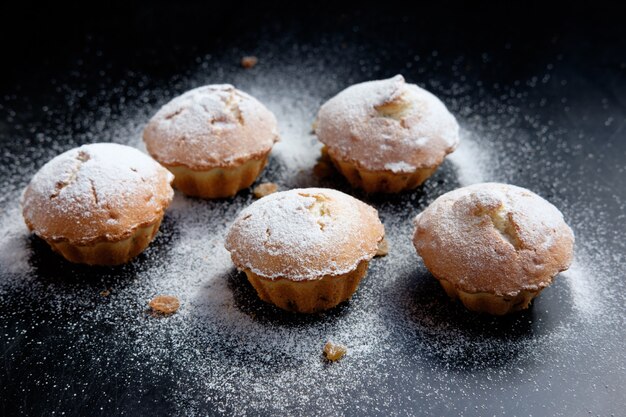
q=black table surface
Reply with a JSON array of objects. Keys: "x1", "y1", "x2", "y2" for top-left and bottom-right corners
[{"x1": 1, "y1": 3, "x2": 625, "y2": 416}]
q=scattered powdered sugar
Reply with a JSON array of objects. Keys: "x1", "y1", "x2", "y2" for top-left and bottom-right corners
[
  {"x1": 559, "y1": 257, "x2": 601, "y2": 318},
  {"x1": 243, "y1": 73, "x2": 325, "y2": 174},
  {"x1": 0, "y1": 35, "x2": 624, "y2": 416},
  {"x1": 0, "y1": 203, "x2": 32, "y2": 276},
  {"x1": 448, "y1": 128, "x2": 493, "y2": 185}
]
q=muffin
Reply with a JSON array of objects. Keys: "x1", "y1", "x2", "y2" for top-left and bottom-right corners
[
  {"x1": 412, "y1": 183, "x2": 574, "y2": 315},
  {"x1": 143, "y1": 84, "x2": 279, "y2": 198},
  {"x1": 315, "y1": 75, "x2": 459, "y2": 193},
  {"x1": 225, "y1": 188, "x2": 385, "y2": 313},
  {"x1": 22, "y1": 143, "x2": 174, "y2": 265}
]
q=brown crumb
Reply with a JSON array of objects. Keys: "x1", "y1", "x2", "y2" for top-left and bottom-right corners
[
  {"x1": 241, "y1": 56, "x2": 258, "y2": 69},
  {"x1": 149, "y1": 295, "x2": 180, "y2": 315},
  {"x1": 375, "y1": 237, "x2": 389, "y2": 257},
  {"x1": 99, "y1": 289, "x2": 110, "y2": 297},
  {"x1": 253, "y1": 182, "x2": 278, "y2": 198},
  {"x1": 323, "y1": 341, "x2": 347, "y2": 362}
]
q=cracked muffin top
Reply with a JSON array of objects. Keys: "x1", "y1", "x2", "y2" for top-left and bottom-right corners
[
  {"x1": 225, "y1": 188, "x2": 385, "y2": 281},
  {"x1": 143, "y1": 85, "x2": 279, "y2": 170},
  {"x1": 315, "y1": 75, "x2": 459, "y2": 173},
  {"x1": 22, "y1": 143, "x2": 174, "y2": 245},
  {"x1": 413, "y1": 183, "x2": 575, "y2": 296}
]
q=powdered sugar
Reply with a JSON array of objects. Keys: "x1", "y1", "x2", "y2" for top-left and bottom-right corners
[
  {"x1": 143, "y1": 84, "x2": 279, "y2": 168},
  {"x1": 560, "y1": 257, "x2": 601, "y2": 318},
  {"x1": 25, "y1": 143, "x2": 167, "y2": 209},
  {"x1": 0, "y1": 35, "x2": 623, "y2": 416},
  {"x1": 0, "y1": 204, "x2": 31, "y2": 275},
  {"x1": 384, "y1": 160, "x2": 415, "y2": 173},
  {"x1": 225, "y1": 188, "x2": 383, "y2": 280},
  {"x1": 21, "y1": 143, "x2": 173, "y2": 243},
  {"x1": 448, "y1": 128, "x2": 492, "y2": 185},
  {"x1": 316, "y1": 74, "x2": 459, "y2": 172},
  {"x1": 413, "y1": 183, "x2": 574, "y2": 296}
]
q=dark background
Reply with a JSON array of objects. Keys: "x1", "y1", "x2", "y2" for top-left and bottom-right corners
[
  {"x1": 0, "y1": 1, "x2": 624, "y2": 416},
  {"x1": 1, "y1": 1, "x2": 624, "y2": 91}
]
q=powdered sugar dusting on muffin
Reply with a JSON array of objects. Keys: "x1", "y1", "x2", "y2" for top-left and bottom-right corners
[
  {"x1": 316, "y1": 75, "x2": 459, "y2": 172},
  {"x1": 22, "y1": 143, "x2": 173, "y2": 243},
  {"x1": 225, "y1": 188, "x2": 384, "y2": 280},
  {"x1": 384, "y1": 160, "x2": 416, "y2": 173},
  {"x1": 448, "y1": 183, "x2": 569, "y2": 249},
  {"x1": 414, "y1": 183, "x2": 574, "y2": 296},
  {"x1": 143, "y1": 84, "x2": 279, "y2": 169}
]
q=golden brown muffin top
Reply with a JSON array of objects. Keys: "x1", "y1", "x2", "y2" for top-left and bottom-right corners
[
  {"x1": 22, "y1": 143, "x2": 174, "y2": 245},
  {"x1": 413, "y1": 183, "x2": 574, "y2": 296},
  {"x1": 315, "y1": 75, "x2": 459, "y2": 173},
  {"x1": 143, "y1": 85, "x2": 279, "y2": 170},
  {"x1": 225, "y1": 188, "x2": 385, "y2": 281}
]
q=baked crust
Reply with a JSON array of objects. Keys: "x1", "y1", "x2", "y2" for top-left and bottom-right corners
[
  {"x1": 243, "y1": 260, "x2": 370, "y2": 313},
  {"x1": 438, "y1": 278, "x2": 543, "y2": 315},
  {"x1": 164, "y1": 155, "x2": 269, "y2": 198},
  {"x1": 44, "y1": 220, "x2": 162, "y2": 266},
  {"x1": 22, "y1": 143, "x2": 174, "y2": 264},
  {"x1": 329, "y1": 152, "x2": 437, "y2": 193},
  {"x1": 143, "y1": 84, "x2": 279, "y2": 170},
  {"x1": 315, "y1": 75, "x2": 459, "y2": 192},
  {"x1": 413, "y1": 183, "x2": 574, "y2": 314}
]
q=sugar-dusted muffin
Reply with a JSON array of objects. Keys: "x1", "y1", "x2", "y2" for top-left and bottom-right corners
[
  {"x1": 225, "y1": 188, "x2": 385, "y2": 313},
  {"x1": 413, "y1": 183, "x2": 574, "y2": 315},
  {"x1": 22, "y1": 143, "x2": 174, "y2": 265},
  {"x1": 315, "y1": 75, "x2": 459, "y2": 193},
  {"x1": 143, "y1": 84, "x2": 279, "y2": 198}
]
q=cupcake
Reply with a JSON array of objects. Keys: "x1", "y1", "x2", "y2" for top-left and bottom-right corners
[
  {"x1": 413, "y1": 183, "x2": 574, "y2": 315},
  {"x1": 225, "y1": 188, "x2": 385, "y2": 313},
  {"x1": 143, "y1": 84, "x2": 279, "y2": 198},
  {"x1": 22, "y1": 143, "x2": 174, "y2": 265},
  {"x1": 315, "y1": 75, "x2": 459, "y2": 193}
]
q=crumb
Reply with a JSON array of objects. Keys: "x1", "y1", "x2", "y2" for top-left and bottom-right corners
[
  {"x1": 99, "y1": 289, "x2": 110, "y2": 297},
  {"x1": 253, "y1": 182, "x2": 278, "y2": 198},
  {"x1": 375, "y1": 237, "x2": 389, "y2": 257},
  {"x1": 241, "y1": 56, "x2": 258, "y2": 69},
  {"x1": 149, "y1": 295, "x2": 180, "y2": 315},
  {"x1": 323, "y1": 341, "x2": 347, "y2": 361}
]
